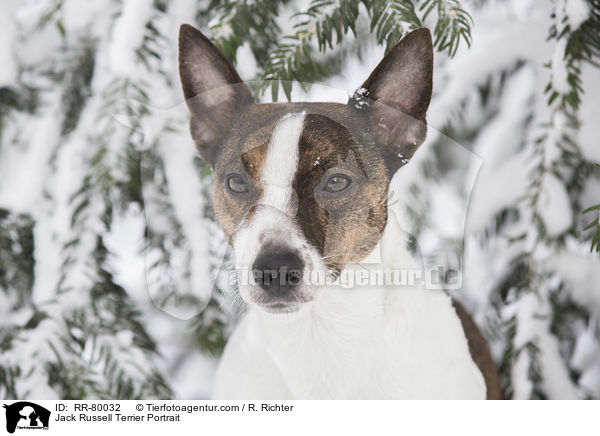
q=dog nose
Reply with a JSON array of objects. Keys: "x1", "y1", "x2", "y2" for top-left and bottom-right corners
[{"x1": 252, "y1": 250, "x2": 304, "y2": 295}]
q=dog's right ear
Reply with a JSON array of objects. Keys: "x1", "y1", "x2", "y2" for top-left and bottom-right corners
[{"x1": 179, "y1": 24, "x2": 253, "y2": 166}]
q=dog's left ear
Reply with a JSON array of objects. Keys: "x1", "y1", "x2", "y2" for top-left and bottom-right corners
[{"x1": 354, "y1": 28, "x2": 433, "y2": 170}]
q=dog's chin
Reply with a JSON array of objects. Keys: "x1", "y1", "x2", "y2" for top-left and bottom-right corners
[
  {"x1": 238, "y1": 285, "x2": 315, "y2": 315},
  {"x1": 257, "y1": 302, "x2": 302, "y2": 314}
]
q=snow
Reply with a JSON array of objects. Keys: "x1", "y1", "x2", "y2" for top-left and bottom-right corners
[
  {"x1": 0, "y1": 0, "x2": 18, "y2": 87},
  {"x1": 105, "y1": 205, "x2": 220, "y2": 398},
  {"x1": 511, "y1": 346, "x2": 534, "y2": 399},
  {"x1": 62, "y1": 0, "x2": 115, "y2": 37},
  {"x1": 0, "y1": 318, "x2": 62, "y2": 398},
  {"x1": 414, "y1": 145, "x2": 480, "y2": 285},
  {"x1": 565, "y1": 0, "x2": 590, "y2": 29},
  {"x1": 428, "y1": 14, "x2": 552, "y2": 128},
  {"x1": 236, "y1": 42, "x2": 258, "y2": 80},
  {"x1": 538, "y1": 330, "x2": 580, "y2": 399},
  {"x1": 484, "y1": 67, "x2": 537, "y2": 161},
  {"x1": 156, "y1": 126, "x2": 213, "y2": 318},
  {"x1": 550, "y1": 38, "x2": 570, "y2": 95},
  {"x1": 108, "y1": 0, "x2": 155, "y2": 78},
  {"x1": 503, "y1": 288, "x2": 580, "y2": 399},
  {"x1": 116, "y1": 330, "x2": 134, "y2": 347},
  {"x1": 31, "y1": 204, "x2": 63, "y2": 303},
  {"x1": 549, "y1": 0, "x2": 590, "y2": 96},
  {"x1": 548, "y1": 251, "x2": 600, "y2": 317},
  {"x1": 571, "y1": 321, "x2": 600, "y2": 394},
  {"x1": 578, "y1": 64, "x2": 600, "y2": 164},
  {"x1": 467, "y1": 153, "x2": 530, "y2": 232},
  {"x1": 168, "y1": 351, "x2": 218, "y2": 399},
  {"x1": 13, "y1": 2, "x2": 63, "y2": 69},
  {"x1": 538, "y1": 172, "x2": 573, "y2": 236},
  {"x1": 580, "y1": 175, "x2": 600, "y2": 217},
  {"x1": 545, "y1": 111, "x2": 568, "y2": 165},
  {"x1": 0, "y1": 92, "x2": 62, "y2": 213},
  {"x1": 462, "y1": 66, "x2": 538, "y2": 232}
]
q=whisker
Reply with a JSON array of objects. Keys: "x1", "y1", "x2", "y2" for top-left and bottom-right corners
[{"x1": 320, "y1": 253, "x2": 348, "y2": 260}]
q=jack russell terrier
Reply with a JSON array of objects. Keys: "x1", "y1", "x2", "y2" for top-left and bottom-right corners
[{"x1": 178, "y1": 24, "x2": 502, "y2": 399}]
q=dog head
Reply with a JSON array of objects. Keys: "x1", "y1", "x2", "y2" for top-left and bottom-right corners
[{"x1": 179, "y1": 25, "x2": 433, "y2": 314}]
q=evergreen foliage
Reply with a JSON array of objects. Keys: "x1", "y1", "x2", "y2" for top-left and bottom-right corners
[
  {"x1": 584, "y1": 201, "x2": 600, "y2": 252},
  {"x1": 402, "y1": 0, "x2": 600, "y2": 399},
  {"x1": 205, "y1": 0, "x2": 472, "y2": 99},
  {"x1": 0, "y1": 0, "x2": 599, "y2": 399}
]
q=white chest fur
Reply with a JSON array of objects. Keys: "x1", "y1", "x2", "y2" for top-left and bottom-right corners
[{"x1": 213, "y1": 210, "x2": 486, "y2": 399}]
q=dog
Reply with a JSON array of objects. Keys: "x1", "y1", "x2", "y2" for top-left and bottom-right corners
[{"x1": 178, "y1": 24, "x2": 502, "y2": 399}]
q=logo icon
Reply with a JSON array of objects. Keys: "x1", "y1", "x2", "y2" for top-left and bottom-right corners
[{"x1": 3, "y1": 402, "x2": 50, "y2": 434}]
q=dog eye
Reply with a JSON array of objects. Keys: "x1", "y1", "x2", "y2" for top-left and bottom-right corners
[
  {"x1": 322, "y1": 174, "x2": 351, "y2": 193},
  {"x1": 226, "y1": 174, "x2": 249, "y2": 194}
]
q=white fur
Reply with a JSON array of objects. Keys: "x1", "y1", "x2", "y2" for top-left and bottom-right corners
[
  {"x1": 232, "y1": 113, "x2": 326, "y2": 304},
  {"x1": 261, "y1": 113, "x2": 304, "y2": 213},
  {"x1": 232, "y1": 113, "x2": 306, "y2": 268},
  {"x1": 215, "y1": 206, "x2": 487, "y2": 399}
]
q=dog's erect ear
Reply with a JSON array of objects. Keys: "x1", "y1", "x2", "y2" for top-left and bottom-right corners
[
  {"x1": 355, "y1": 28, "x2": 433, "y2": 171},
  {"x1": 179, "y1": 24, "x2": 253, "y2": 165}
]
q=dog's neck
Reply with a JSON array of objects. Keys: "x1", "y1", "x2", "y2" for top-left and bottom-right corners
[{"x1": 220, "y1": 204, "x2": 486, "y2": 399}]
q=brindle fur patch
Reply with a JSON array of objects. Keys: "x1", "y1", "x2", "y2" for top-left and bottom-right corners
[
  {"x1": 294, "y1": 113, "x2": 389, "y2": 272},
  {"x1": 210, "y1": 103, "x2": 392, "y2": 269}
]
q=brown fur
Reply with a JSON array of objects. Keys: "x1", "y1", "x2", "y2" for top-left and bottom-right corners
[
  {"x1": 211, "y1": 103, "x2": 393, "y2": 270},
  {"x1": 294, "y1": 113, "x2": 389, "y2": 272},
  {"x1": 179, "y1": 24, "x2": 503, "y2": 399},
  {"x1": 453, "y1": 300, "x2": 504, "y2": 399}
]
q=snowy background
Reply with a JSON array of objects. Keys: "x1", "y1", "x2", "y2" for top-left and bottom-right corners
[{"x1": 0, "y1": 0, "x2": 599, "y2": 399}]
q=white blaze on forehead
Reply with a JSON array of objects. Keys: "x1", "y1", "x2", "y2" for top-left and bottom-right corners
[
  {"x1": 232, "y1": 112, "x2": 327, "y2": 286},
  {"x1": 261, "y1": 112, "x2": 305, "y2": 213}
]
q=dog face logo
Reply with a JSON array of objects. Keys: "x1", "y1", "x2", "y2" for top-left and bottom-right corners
[
  {"x1": 179, "y1": 25, "x2": 432, "y2": 314},
  {"x1": 3, "y1": 402, "x2": 50, "y2": 433}
]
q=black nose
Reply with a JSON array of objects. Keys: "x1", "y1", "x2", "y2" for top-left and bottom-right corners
[{"x1": 252, "y1": 250, "x2": 304, "y2": 295}]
